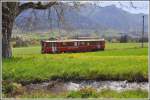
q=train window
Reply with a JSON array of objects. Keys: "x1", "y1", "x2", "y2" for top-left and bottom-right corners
[
  {"x1": 68, "y1": 42, "x2": 74, "y2": 46},
  {"x1": 81, "y1": 42, "x2": 85, "y2": 45},
  {"x1": 63, "y1": 42, "x2": 66, "y2": 46},
  {"x1": 87, "y1": 42, "x2": 90, "y2": 46},
  {"x1": 93, "y1": 42, "x2": 96, "y2": 45},
  {"x1": 48, "y1": 43, "x2": 52, "y2": 47},
  {"x1": 90, "y1": 42, "x2": 94, "y2": 45}
]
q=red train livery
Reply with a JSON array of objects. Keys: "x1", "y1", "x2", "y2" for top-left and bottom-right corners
[{"x1": 41, "y1": 39, "x2": 105, "y2": 53}]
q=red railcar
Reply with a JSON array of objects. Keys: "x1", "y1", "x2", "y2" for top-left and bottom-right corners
[{"x1": 41, "y1": 39, "x2": 105, "y2": 53}]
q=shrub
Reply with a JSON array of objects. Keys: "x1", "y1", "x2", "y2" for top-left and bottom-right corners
[
  {"x1": 2, "y1": 81, "x2": 14, "y2": 94},
  {"x1": 2, "y1": 81, "x2": 25, "y2": 97},
  {"x1": 11, "y1": 36, "x2": 40, "y2": 47}
]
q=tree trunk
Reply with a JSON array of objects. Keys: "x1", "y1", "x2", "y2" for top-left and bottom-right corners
[
  {"x1": 2, "y1": 23, "x2": 13, "y2": 58},
  {"x1": 2, "y1": 39, "x2": 12, "y2": 58},
  {"x1": 2, "y1": 2, "x2": 17, "y2": 58}
]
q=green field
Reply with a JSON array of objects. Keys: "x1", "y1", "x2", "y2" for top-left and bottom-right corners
[{"x1": 3, "y1": 43, "x2": 148, "y2": 84}]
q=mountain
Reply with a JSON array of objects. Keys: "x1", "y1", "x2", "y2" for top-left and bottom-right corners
[{"x1": 14, "y1": 4, "x2": 148, "y2": 36}]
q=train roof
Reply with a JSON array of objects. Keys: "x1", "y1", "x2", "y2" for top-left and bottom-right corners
[{"x1": 42, "y1": 39, "x2": 105, "y2": 43}]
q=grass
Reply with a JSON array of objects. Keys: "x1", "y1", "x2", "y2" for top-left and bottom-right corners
[{"x1": 2, "y1": 43, "x2": 148, "y2": 83}]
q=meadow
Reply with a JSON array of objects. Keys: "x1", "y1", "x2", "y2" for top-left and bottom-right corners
[{"x1": 3, "y1": 43, "x2": 148, "y2": 84}]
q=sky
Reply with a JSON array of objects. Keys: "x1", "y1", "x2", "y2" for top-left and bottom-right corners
[
  {"x1": 79, "y1": 1, "x2": 149, "y2": 14},
  {"x1": 20, "y1": 1, "x2": 149, "y2": 14}
]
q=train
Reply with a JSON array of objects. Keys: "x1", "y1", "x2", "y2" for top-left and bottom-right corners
[{"x1": 41, "y1": 39, "x2": 105, "y2": 53}]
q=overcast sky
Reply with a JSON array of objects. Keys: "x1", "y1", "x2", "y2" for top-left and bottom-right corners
[
  {"x1": 79, "y1": 1, "x2": 149, "y2": 14},
  {"x1": 21, "y1": 1, "x2": 149, "y2": 14}
]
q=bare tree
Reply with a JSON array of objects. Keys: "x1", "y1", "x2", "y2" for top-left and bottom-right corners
[{"x1": 2, "y1": 2, "x2": 58, "y2": 58}]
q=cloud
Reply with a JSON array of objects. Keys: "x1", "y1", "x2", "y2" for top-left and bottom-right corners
[{"x1": 77, "y1": 1, "x2": 149, "y2": 14}]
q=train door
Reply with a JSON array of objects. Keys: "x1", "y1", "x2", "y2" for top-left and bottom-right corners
[
  {"x1": 74, "y1": 41, "x2": 78, "y2": 46},
  {"x1": 52, "y1": 42, "x2": 57, "y2": 53},
  {"x1": 97, "y1": 41, "x2": 100, "y2": 49}
]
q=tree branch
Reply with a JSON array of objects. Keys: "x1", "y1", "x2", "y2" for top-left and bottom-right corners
[{"x1": 18, "y1": 1, "x2": 58, "y2": 14}]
